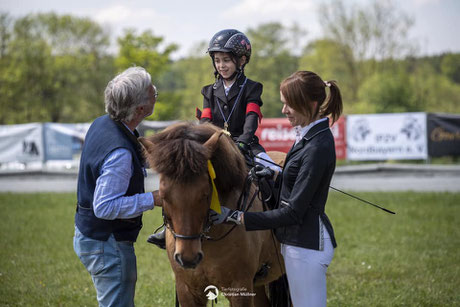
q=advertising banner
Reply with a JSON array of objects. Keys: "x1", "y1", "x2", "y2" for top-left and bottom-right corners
[
  {"x1": 138, "y1": 120, "x2": 179, "y2": 137},
  {"x1": 255, "y1": 118, "x2": 296, "y2": 153},
  {"x1": 255, "y1": 117, "x2": 347, "y2": 159},
  {"x1": 44, "y1": 123, "x2": 90, "y2": 160},
  {"x1": 347, "y1": 112, "x2": 427, "y2": 161},
  {"x1": 427, "y1": 113, "x2": 460, "y2": 157},
  {"x1": 330, "y1": 116, "x2": 346, "y2": 160},
  {"x1": 0, "y1": 123, "x2": 44, "y2": 163}
]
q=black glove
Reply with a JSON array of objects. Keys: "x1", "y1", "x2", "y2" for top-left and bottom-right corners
[
  {"x1": 248, "y1": 165, "x2": 274, "y2": 182},
  {"x1": 209, "y1": 207, "x2": 243, "y2": 225},
  {"x1": 237, "y1": 141, "x2": 250, "y2": 156}
]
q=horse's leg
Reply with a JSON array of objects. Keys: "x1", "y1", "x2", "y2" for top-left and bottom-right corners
[
  {"x1": 253, "y1": 285, "x2": 270, "y2": 307},
  {"x1": 175, "y1": 279, "x2": 207, "y2": 307},
  {"x1": 226, "y1": 280, "x2": 255, "y2": 307}
]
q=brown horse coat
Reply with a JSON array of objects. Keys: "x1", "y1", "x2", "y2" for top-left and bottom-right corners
[{"x1": 140, "y1": 122, "x2": 285, "y2": 307}]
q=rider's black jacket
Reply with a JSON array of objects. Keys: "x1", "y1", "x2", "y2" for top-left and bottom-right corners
[
  {"x1": 243, "y1": 118, "x2": 337, "y2": 250},
  {"x1": 200, "y1": 73, "x2": 265, "y2": 154}
]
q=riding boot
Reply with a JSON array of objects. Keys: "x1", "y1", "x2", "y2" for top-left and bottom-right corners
[{"x1": 147, "y1": 228, "x2": 166, "y2": 249}]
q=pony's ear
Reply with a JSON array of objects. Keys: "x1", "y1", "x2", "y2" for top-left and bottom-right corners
[
  {"x1": 203, "y1": 131, "x2": 223, "y2": 156},
  {"x1": 138, "y1": 137, "x2": 154, "y2": 153}
]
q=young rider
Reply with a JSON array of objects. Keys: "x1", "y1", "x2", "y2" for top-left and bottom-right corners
[
  {"x1": 198, "y1": 28, "x2": 269, "y2": 165},
  {"x1": 147, "y1": 29, "x2": 279, "y2": 249}
]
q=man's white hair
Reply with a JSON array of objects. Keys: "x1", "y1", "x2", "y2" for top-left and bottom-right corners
[{"x1": 104, "y1": 66, "x2": 152, "y2": 122}]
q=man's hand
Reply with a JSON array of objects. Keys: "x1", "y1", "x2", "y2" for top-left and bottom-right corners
[
  {"x1": 248, "y1": 165, "x2": 274, "y2": 182},
  {"x1": 209, "y1": 207, "x2": 243, "y2": 225},
  {"x1": 152, "y1": 190, "x2": 163, "y2": 207}
]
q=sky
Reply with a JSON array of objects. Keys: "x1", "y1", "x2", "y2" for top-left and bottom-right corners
[{"x1": 1, "y1": 0, "x2": 459, "y2": 59}]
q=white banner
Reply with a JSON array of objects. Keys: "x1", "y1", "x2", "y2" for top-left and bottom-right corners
[
  {"x1": 0, "y1": 123, "x2": 44, "y2": 163},
  {"x1": 347, "y1": 113, "x2": 427, "y2": 160},
  {"x1": 44, "y1": 123, "x2": 90, "y2": 160}
]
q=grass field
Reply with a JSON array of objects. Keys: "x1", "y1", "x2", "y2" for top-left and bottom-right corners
[{"x1": 0, "y1": 191, "x2": 459, "y2": 306}]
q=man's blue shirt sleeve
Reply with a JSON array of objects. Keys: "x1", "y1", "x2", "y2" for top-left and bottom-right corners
[{"x1": 93, "y1": 148, "x2": 154, "y2": 220}]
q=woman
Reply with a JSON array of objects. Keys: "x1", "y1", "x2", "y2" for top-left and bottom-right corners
[{"x1": 212, "y1": 70, "x2": 343, "y2": 306}]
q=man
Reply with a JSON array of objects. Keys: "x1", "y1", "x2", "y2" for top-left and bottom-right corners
[{"x1": 73, "y1": 66, "x2": 159, "y2": 307}]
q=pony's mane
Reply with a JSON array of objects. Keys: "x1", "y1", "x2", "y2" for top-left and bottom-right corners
[{"x1": 143, "y1": 122, "x2": 247, "y2": 195}]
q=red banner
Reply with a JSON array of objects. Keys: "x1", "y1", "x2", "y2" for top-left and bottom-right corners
[
  {"x1": 330, "y1": 116, "x2": 346, "y2": 160},
  {"x1": 255, "y1": 117, "x2": 346, "y2": 160}
]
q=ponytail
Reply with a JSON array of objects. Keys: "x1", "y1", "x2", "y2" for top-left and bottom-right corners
[
  {"x1": 280, "y1": 71, "x2": 343, "y2": 124},
  {"x1": 320, "y1": 80, "x2": 343, "y2": 124}
]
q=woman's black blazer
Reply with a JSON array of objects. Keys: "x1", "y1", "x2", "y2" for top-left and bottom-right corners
[{"x1": 244, "y1": 118, "x2": 338, "y2": 250}]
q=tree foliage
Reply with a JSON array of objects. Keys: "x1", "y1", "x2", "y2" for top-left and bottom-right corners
[
  {"x1": 246, "y1": 22, "x2": 299, "y2": 117},
  {"x1": 114, "y1": 29, "x2": 179, "y2": 121},
  {"x1": 318, "y1": 0, "x2": 415, "y2": 102},
  {"x1": 0, "y1": 12, "x2": 113, "y2": 124},
  {"x1": 0, "y1": 4, "x2": 458, "y2": 125}
]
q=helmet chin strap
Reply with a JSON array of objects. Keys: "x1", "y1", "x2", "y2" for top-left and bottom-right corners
[
  {"x1": 211, "y1": 55, "x2": 246, "y2": 84},
  {"x1": 225, "y1": 70, "x2": 240, "y2": 82}
]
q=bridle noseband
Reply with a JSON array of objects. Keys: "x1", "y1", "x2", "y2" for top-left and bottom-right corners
[
  {"x1": 162, "y1": 173, "x2": 258, "y2": 242},
  {"x1": 163, "y1": 212, "x2": 212, "y2": 241}
]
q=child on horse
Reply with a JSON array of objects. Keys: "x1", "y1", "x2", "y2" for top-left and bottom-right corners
[
  {"x1": 147, "y1": 29, "x2": 279, "y2": 249},
  {"x1": 197, "y1": 28, "x2": 277, "y2": 169}
]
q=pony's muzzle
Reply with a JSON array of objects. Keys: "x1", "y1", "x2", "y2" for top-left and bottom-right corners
[{"x1": 174, "y1": 251, "x2": 203, "y2": 269}]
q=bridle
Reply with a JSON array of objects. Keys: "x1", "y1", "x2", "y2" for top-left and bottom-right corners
[
  {"x1": 163, "y1": 212, "x2": 212, "y2": 241},
  {"x1": 162, "y1": 173, "x2": 259, "y2": 242}
]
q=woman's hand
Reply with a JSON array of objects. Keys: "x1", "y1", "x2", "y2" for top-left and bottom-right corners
[{"x1": 209, "y1": 207, "x2": 244, "y2": 225}]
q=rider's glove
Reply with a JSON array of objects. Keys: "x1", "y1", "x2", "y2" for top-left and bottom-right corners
[
  {"x1": 248, "y1": 165, "x2": 274, "y2": 182},
  {"x1": 237, "y1": 142, "x2": 250, "y2": 156},
  {"x1": 209, "y1": 207, "x2": 243, "y2": 225}
]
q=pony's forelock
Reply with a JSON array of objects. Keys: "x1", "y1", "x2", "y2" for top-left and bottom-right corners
[{"x1": 143, "y1": 122, "x2": 247, "y2": 190}]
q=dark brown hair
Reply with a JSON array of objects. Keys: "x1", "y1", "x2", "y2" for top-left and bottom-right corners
[
  {"x1": 142, "y1": 122, "x2": 247, "y2": 196},
  {"x1": 280, "y1": 71, "x2": 343, "y2": 123}
]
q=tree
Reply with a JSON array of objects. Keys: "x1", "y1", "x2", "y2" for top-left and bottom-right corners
[
  {"x1": 410, "y1": 61, "x2": 460, "y2": 113},
  {"x1": 299, "y1": 39, "x2": 354, "y2": 111},
  {"x1": 115, "y1": 29, "x2": 179, "y2": 120},
  {"x1": 169, "y1": 42, "x2": 215, "y2": 120},
  {"x1": 318, "y1": 0, "x2": 415, "y2": 102},
  {"x1": 440, "y1": 53, "x2": 460, "y2": 84},
  {"x1": 356, "y1": 70, "x2": 416, "y2": 113},
  {"x1": 246, "y1": 23, "x2": 299, "y2": 117},
  {"x1": 0, "y1": 13, "x2": 113, "y2": 124}
]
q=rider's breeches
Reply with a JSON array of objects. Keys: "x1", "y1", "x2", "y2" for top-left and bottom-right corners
[{"x1": 281, "y1": 227, "x2": 334, "y2": 307}]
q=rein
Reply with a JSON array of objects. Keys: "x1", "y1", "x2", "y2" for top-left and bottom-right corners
[
  {"x1": 206, "y1": 176, "x2": 259, "y2": 242},
  {"x1": 162, "y1": 174, "x2": 259, "y2": 242}
]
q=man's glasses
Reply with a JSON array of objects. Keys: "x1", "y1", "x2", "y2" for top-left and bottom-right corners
[{"x1": 153, "y1": 85, "x2": 159, "y2": 99}]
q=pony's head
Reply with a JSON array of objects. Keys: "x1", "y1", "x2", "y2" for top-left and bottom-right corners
[{"x1": 139, "y1": 122, "x2": 246, "y2": 269}]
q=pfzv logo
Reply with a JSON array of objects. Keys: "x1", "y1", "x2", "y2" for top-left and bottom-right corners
[
  {"x1": 351, "y1": 119, "x2": 371, "y2": 142},
  {"x1": 400, "y1": 116, "x2": 422, "y2": 140}
]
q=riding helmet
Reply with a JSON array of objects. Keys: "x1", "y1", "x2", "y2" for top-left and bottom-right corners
[{"x1": 207, "y1": 29, "x2": 252, "y2": 63}]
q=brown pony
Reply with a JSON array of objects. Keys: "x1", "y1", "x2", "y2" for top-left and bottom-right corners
[{"x1": 140, "y1": 122, "x2": 286, "y2": 307}]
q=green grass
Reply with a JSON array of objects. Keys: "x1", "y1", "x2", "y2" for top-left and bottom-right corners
[{"x1": 0, "y1": 192, "x2": 459, "y2": 306}]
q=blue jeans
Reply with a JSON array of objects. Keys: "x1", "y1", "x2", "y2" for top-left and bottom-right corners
[{"x1": 73, "y1": 226, "x2": 137, "y2": 307}]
